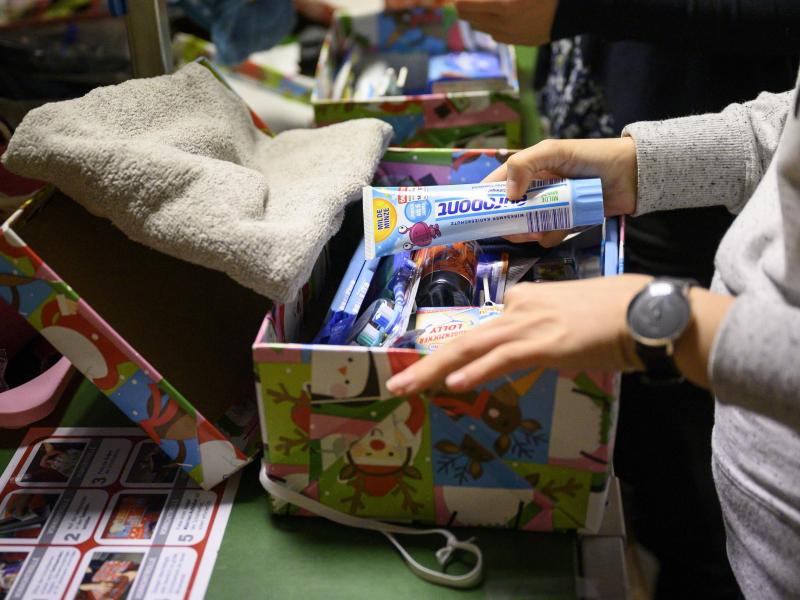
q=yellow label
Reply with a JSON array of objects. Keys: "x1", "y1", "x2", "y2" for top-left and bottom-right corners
[{"x1": 372, "y1": 197, "x2": 397, "y2": 243}]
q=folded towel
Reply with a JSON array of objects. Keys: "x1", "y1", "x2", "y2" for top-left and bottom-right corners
[{"x1": 3, "y1": 63, "x2": 393, "y2": 303}]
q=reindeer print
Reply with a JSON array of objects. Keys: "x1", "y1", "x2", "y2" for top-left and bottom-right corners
[
  {"x1": 482, "y1": 382, "x2": 547, "y2": 458},
  {"x1": 434, "y1": 435, "x2": 495, "y2": 484},
  {"x1": 266, "y1": 383, "x2": 311, "y2": 455},
  {"x1": 432, "y1": 369, "x2": 551, "y2": 462},
  {"x1": 524, "y1": 472, "x2": 584, "y2": 501}
]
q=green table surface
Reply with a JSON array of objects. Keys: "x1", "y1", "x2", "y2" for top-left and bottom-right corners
[{"x1": 1, "y1": 377, "x2": 582, "y2": 599}]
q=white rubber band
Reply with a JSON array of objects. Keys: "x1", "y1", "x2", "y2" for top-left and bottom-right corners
[{"x1": 259, "y1": 464, "x2": 483, "y2": 589}]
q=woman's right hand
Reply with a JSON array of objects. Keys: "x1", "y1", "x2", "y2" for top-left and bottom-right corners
[{"x1": 486, "y1": 137, "x2": 639, "y2": 245}]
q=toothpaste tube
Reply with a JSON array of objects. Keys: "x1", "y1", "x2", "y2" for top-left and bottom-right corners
[{"x1": 362, "y1": 178, "x2": 604, "y2": 259}]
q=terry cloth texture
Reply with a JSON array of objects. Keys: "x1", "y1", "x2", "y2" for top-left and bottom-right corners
[
  {"x1": 623, "y1": 84, "x2": 800, "y2": 598},
  {"x1": 2, "y1": 62, "x2": 393, "y2": 303}
]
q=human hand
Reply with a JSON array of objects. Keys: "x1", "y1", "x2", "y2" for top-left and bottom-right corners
[
  {"x1": 486, "y1": 137, "x2": 638, "y2": 246},
  {"x1": 386, "y1": 274, "x2": 651, "y2": 395},
  {"x1": 454, "y1": 0, "x2": 559, "y2": 46}
]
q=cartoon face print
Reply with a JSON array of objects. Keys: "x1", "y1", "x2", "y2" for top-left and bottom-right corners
[
  {"x1": 310, "y1": 350, "x2": 369, "y2": 399},
  {"x1": 397, "y1": 222, "x2": 441, "y2": 250},
  {"x1": 347, "y1": 401, "x2": 422, "y2": 468},
  {"x1": 338, "y1": 398, "x2": 426, "y2": 514},
  {"x1": 309, "y1": 349, "x2": 393, "y2": 401}
]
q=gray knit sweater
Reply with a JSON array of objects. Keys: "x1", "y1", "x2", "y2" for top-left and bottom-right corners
[{"x1": 624, "y1": 79, "x2": 800, "y2": 598}]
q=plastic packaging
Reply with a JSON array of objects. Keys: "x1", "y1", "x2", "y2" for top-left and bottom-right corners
[
  {"x1": 313, "y1": 239, "x2": 381, "y2": 345},
  {"x1": 354, "y1": 61, "x2": 407, "y2": 100},
  {"x1": 390, "y1": 328, "x2": 426, "y2": 349},
  {"x1": 348, "y1": 252, "x2": 421, "y2": 347},
  {"x1": 413, "y1": 305, "x2": 504, "y2": 352},
  {"x1": 363, "y1": 178, "x2": 604, "y2": 259},
  {"x1": 416, "y1": 242, "x2": 480, "y2": 308},
  {"x1": 474, "y1": 249, "x2": 509, "y2": 305}
]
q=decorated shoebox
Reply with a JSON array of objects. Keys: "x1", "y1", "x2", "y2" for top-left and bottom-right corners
[
  {"x1": 173, "y1": 34, "x2": 315, "y2": 105},
  {"x1": 0, "y1": 187, "x2": 330, "y2": 490},
  {"x1": 0, "y1": 59, "x2": 292, "y2": 490},
  {"x1": 376, "y1": 146, "x2": 514, "y2": 186},
  {"x1": 313, "y1": 7, "x2": 522, "y2": 147},
  {"x1": 254, "y1": 148, "x2": 625, "y2": 533}
]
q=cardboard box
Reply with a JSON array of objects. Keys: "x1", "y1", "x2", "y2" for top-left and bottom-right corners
[
  {"x1": 174, "y1": 34, "x2": 315, "y2": 105},
  {"x1": 254, "y1": 150, "x2": 624, "y2": 532},
  {"x1": 313, "y1": 7, "x2": 522, "y2": 148},
  {"x1": 0, "y1": 191, "x2": 273, "y2": 489},
  {"x1": 376, "y1": 147, "x2": 513, "y2": 186}
]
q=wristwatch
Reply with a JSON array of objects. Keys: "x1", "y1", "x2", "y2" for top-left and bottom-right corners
[{"x1": 626, "y1": 278, "x2": 696, "y2": 384}]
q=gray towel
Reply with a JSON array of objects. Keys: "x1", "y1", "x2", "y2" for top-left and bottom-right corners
[{"x1": 3, "y1": 63, "x2": 393, "y2": 303}]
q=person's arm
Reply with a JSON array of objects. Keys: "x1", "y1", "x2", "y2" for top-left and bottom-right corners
[
  {"x1": 701, "y1": 102, "x2": 800, "y2": 420},
  {"x1": 477, "y1": 88, "x2": 791, "y2": 248},
  {"x1": 385, "y1": 90, "x2": 794, "y2": 396},
  {"x1": 454, "y1": 0, "x2": 800, "y2": 52},
  {"x1": 487, "y1": 89, "x2": 792, "y2": 225},
  {"x1": 384, "y1": 275, "x2": 733, "y2": 396},
  {"x1": 552, "y1": 0, "x2": 800, "y2": 53},
  {"x1": 624, "y1": 89, "x2": 793, "y2": 215}
]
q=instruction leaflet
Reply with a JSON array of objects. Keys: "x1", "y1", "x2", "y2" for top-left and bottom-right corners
[{"x1": 0, "y1": 427, "x2": 239, "y2": 600}]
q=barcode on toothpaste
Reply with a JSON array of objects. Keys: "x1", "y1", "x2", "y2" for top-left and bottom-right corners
[
  {"x1": 529, "y1": 178, "x2": 565, "y2": 188},
  {"x1": 527, "y1": 206, "x2": 572, "y2": 232}
]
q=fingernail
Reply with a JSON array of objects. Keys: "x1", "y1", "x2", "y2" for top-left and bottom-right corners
[
  {"x1": 506, "y1": 179, "x2": 520, "y2": 200},
  {"x1": 445, "y1": 371, "x2": 466, "y2": 390},
  {"x1": 387, "y1": 372, "x2": 412, "y2": 395}
]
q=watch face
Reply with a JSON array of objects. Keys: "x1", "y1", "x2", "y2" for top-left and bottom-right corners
[{"x1": 627, "y1": 281, "x2": 692, "y2": 342}]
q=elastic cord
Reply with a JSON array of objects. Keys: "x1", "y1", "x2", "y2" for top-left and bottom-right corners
[{"x1": 259, "y1": 464, "x2": 483, "y2": 589}]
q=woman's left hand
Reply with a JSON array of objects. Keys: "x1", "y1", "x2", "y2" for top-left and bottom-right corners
[{"x1": 386, "y1": 274, "x2": 651, "y2": 395}]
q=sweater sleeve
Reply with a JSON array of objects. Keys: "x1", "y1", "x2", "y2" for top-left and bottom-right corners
[
  {"x1": 551, "y1": 0, "x2": 800, "y2": 54},
  {"x1": 709, "y1": 85, "x2": 800, "y2": 418},
  {"x1": 621, "y1": 90, "x2": 792, "y2": 216},
  {"x1": 710, "y1": 294, "x2": 800, "y2": 420}
]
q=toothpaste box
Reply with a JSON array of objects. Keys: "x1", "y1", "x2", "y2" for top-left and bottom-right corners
[
  {"x1": 254, "y1": 148, "x2": 626, "y2": 534},
  {"x1": 313, "y1": 7, "x2": 521, "y2": 147}
]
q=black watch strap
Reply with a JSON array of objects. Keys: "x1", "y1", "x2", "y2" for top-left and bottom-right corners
[{"x1": 635, "y1": 342, "x2": 683, "y2": 384}]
